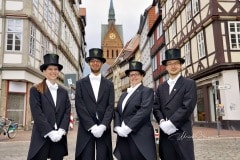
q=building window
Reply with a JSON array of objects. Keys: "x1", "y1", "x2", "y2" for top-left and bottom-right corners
[
  {"x1": 168, "y1": 0, "x2": 173, "y2": 9},
  {"x1": 172, "y1": 20, "x2": 177, "y2": 38},
  {"x1": 44, "y1": 0, "x2": 53, "y2": 26},
  {"x1": 55, "y1": 12, "x2": 59, "y2": 34},
  {"x1": 160, "y1": 48, "x2": 166, "y2": 65},
  {"x1": 165, "y1": 30, "x2": 169, "y2": 45},
  {"x1": 228, "y1": 21, "x2": 240, "y2": 50},
  {"x1": 29, "y1": 25, "x2": 36, "y2": 55},
  {"x1": 184, "y1": 42, "x2": 191, "y2": 66},
  {"x1": 41, "y1": 35, "x2": 49, "y2": 57},
  {"x1": 192, "y1": 0, "x2": 199, "y2": 16},
  {"x1": 107, "y1": 50, "x2": 109, "y2": 58},
  {"x1": 152, "y1": 54, "x2": 157, "y2": 71},
  {"x1": 150, "y1": 35, "x2": 154, "y2": 48},
  {"x1": 162, "y1": 5, "x2": 166, "y2": 18},
  {"x1": 186, "y1": 1, "x2": 192, "y2": 22},
  {"x1": 33, "y1": 0, "x2": 38, "y2": 7},
  {"x1": 44, "y1": 0, "x2": 48, "y2": 21},
  {"x1": 157, "y1": 21, "x2": 163, "y2": 39},
  {"x1": 197, "y1": 31, "x2": 206, "y2": 58},
  {"x1": 6, "y1": 19, "x2": 23, "y2": 52}
]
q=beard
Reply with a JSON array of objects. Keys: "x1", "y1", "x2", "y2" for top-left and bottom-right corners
[{"x1": 91, "y1": 68, "x2": 101, "y2": 74}]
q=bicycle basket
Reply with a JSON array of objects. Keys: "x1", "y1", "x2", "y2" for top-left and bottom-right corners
[{"x1": 8, "y1": 123, "x2": 18, "y2": 132}]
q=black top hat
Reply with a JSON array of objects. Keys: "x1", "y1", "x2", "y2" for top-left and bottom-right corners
[
  {"x1": 125, "y1": 61, "x2": 146, "y2": 76},
  {"x1": 40, "y1": 53, "x2": 63, "y2": 72},
  {"x1": 85, "y1": 48, "x2": 106, "y2": 63},
  {"x1": 161, "y1": 48, "x2": 185, "y2": 66}
]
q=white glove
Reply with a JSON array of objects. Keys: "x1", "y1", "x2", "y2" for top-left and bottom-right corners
[
  {"x1": 91, "y1": 124, "x2": 106, "y2": 138},
  {"x1": 121, "y1": 122, "x2": 132, "y2": 135},
  {"x1": 114, "y1": 126, "x2": 128, "y2": 137},
  {"x1": 47, "y1": 130, "x2": 62, "y2": 142},
  {"x1": 89, "y1": 124, "x2": 98, "y2": 131},
  {"x1": 57, "y1": 128, "x2": 66, "y2": 137},
  {"x1": 160, "y1": 120, "x2": 178, "y2": 135}
]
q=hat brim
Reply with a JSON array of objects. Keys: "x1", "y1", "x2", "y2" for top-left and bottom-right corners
[
  {"x1": 125, "y1": 70, "x2": 146, "y2": 77},
  {"x1": 162, "y1": 58, "x2": 185, "y2": 66},
  {"x1": 85, "y1": 57, "x2": 106, "y2": 63},
  {"x1": 40, "y1": 64, "x2": 63, "y2": 72}
]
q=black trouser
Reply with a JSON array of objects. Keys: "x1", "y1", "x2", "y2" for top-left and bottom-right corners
[
  {"x1": 118, "y1": 137, "x2": 145, "y2": 160},
  {"x1": 32, "y1": 138, "x2": 64, "y2": 160},
  {"x1": 77, "y1": 136, "x2": 111, "y2": 160}
]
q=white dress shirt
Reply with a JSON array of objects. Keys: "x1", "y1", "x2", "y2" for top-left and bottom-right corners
[
  {"x1": 122, "y1": 83, "x2": 142, "y2": 111},
  {"x1": 46, "y1": 80, "x2": 58, "y2": 106},
  {"x1": 167, "y1": 74, "x2": 181, "y2": 94},
  {"x1": 46, "y1": 79, "x2": 58, "y2": 130},
  {"x1": 89, "y1": 73, "x2": 101, "y2": 101}
]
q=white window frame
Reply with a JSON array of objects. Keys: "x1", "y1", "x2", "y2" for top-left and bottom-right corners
[
  {"x1": 165, "y1": 30, "x2": 169, "y2": 45},
  {"x1": 184, "y1": 42, "x2": 191, "y2": 66},
  {"x1": 150, "y1": 35, "x2": 154, "y2": 48},
  {"x1": 41, "y1": 35, "x2": 49, "y2": 57},
  {"x1": 152, "y1": 54, "x2": 157, "y2": 71},
  {"x1": 5, "y1": 19, "x2": 23, "y2": 52},
  {"x1": 192, "y1": 0, "x2": 199, "y2": 16},
  {"x1": 162, "y1": 5, "x2": 166, "y2": 18},
  {"x1": 172, "y1": 20, "x2": 177, "y2": 38},
  {"x1": 160, "y1": 48, "x2": 166, "y2": 65},
  {"x1": 43, "y1": 0, "x2": 48, "y2": 21},
  {"x1": 33, "y1": 0, "x2": 38, "y2": 7},
  {"x1": 197, "y1": 31, "x2": 206, "y2": 58},
  {"x1": 55, "y1": 11, "x2": 59, "y2": 34},
  {"x1": 29, "y1": 24, "x2": 36, "y2": 55},
  {"x1": 186, "y1": 1, "x2": 192, "y2": 22},
  {"x1": 157, "y1": 21, "x2": 163, "y2": 39},
  {"x1": 228, "y1": 21, "x2": 240, "y2": 50}
]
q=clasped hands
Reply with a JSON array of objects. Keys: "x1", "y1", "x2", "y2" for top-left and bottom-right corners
[
  {"x1": 159, "y1": 119, "x2": 178, "y2": 135},
  {"x1": 90, "y1": 124, "x2": 106, "y2": 138},
  {"x1": 114, "y1": 122, "x2": 132, "y2": 138},
  {"x1": 47, "y1": 128, "x2": 66, "y2": 142}
]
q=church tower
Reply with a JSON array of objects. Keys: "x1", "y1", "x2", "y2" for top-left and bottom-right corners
[{"x1": 101, "y1": 0, "x2": 123, "y2": 66}]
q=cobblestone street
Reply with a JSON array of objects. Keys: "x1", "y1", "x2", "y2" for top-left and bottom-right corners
[{"x1": 0, "y1": 126, "x2": 240, "y2": 160}]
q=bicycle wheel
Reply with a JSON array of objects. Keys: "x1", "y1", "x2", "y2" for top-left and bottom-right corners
[{"x1": 7, "y1": 123, "x2": 18, "y2": 139}]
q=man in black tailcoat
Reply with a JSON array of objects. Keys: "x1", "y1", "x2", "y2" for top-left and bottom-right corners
[
  {"x1": 153, "y1": 48, "x2": 197, "y2": 160},
  {"x1": 75, "y1": 48, "x2": 114, "y2": 160}
]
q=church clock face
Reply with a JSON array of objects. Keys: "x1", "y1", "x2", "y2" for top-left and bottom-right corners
[{"x1": 109, "y1": 33, "x2": 116, "y2": 39}]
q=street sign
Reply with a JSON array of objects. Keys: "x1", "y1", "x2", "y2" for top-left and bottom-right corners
[{"x1": 217, "y1": 84, "x2": 231, "y2": 90}]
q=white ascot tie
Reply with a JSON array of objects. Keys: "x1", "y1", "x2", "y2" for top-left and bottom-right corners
[
  {"x1": 49, "y1": 83, "x2": 58, "y2": 90},
  {"x1": 89, "y1": 73, "x2": 101, "y2": 101},
  {"x1": 127, "y1": 87, "x2": 134, "y2": 94},
  {"x1": 167, "y1": 79, "x2": 176, "y2": 94}
]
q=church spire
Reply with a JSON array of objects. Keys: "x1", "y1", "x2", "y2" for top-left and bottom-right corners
[{"x1": 108, "y1": 0, "x2": 115, "y2": 24}]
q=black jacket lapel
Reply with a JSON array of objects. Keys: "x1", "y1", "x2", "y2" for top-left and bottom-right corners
[{"x1": 83, "y1": 76, "x2": 97, "y2": 102}]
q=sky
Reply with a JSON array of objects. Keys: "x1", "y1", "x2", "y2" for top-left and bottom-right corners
[{"x1": 81, "y1": 0, "x2": 153, "y2": 75}]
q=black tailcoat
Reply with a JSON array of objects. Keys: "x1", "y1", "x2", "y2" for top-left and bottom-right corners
[
  {"x1": 27, "y1": 85, "x2": 71, "y2": 159},
  {"x1": 75, "y1": 75, "x2": 114, "y2": 160},
  {"x1": 153, "y1": 76, "x2": 197, "y2": 160},
  {"x1": 114, "y1": 85, "x2": 157, "y2": 160}
]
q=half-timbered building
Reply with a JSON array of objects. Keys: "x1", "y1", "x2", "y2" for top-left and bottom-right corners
[{"x1": 159, "y1": 0, "x2": 240, "y2": 129}]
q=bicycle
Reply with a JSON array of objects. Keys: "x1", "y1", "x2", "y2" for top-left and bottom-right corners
[{"x1": 0, "y1": 117, "x2": 18, "y2": 139}]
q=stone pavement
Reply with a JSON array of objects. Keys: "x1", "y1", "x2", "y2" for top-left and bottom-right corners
[{"x1": 0, "y1": 126, "x2": 240, "y2": 160}]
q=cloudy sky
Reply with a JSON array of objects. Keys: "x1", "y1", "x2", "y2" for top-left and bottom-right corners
[
  {"x1": 81, "y1": 0, "x2": 153, "y2": 51},
  {"x1": 81, "y1": 0, "x2": 153, "y2": 75}
]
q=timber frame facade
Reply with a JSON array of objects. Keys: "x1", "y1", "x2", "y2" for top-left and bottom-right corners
[
  {"x1": 0, "y1": 0, "x2": 86, "y2": 130},
  {"x1": 159, "y1": 0, "x2": 240, "y2": 129}
]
